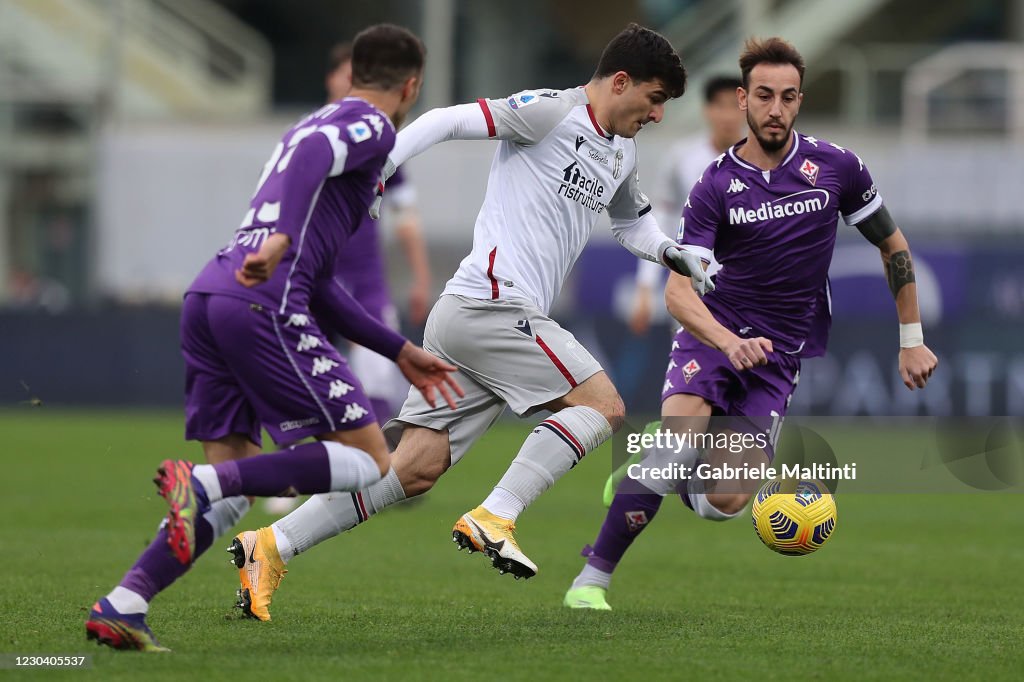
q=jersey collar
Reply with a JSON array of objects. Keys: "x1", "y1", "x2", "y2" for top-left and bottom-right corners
[
  {"x1": 727, "y1": 130, "x2": 801, "y2": 172},
  {"x1": 342, "y1": 96, "x2": 397, "y2": 133},
  {"x1": 585, "y1": 104, "x2": 613, "y2": 140}
]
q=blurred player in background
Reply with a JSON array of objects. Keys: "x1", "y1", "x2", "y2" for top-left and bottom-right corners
[
  {"x1": 223, "y1": 23, "x2": 710, "y2": 620},
  {"x1": 84, "y1": 24, "x2": 461, "y2": 650},
  {"x1": 565, "y1": 37, "x2": 939, "y2": 610},
  {"x1": 264, "y1": 43, "x2": 436, "y2": 516},
  {"x1": 628, "y1": 75, "x2": 743, "y2": 336}
]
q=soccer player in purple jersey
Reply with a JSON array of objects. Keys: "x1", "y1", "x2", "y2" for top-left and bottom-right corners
[
  {"x1": 565, "y1": 37, "x2": 939, "y2": 610},
  {"x1": 262, "y1": 44, "x2": 437, "y2": 516},
  {"x1": 85, "y1": 25, "x2": 462, "y2": 651},
  {"x1": 326, "y1": 42, "x2": 433, "y2": 421}
]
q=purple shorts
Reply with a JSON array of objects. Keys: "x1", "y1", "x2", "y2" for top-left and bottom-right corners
[
  {"x1": 661, "y1": 328, "x2": 801, "y2": 460},
  {"x1": 181, "y1": 293, "x2": 377, "y2": 446}
]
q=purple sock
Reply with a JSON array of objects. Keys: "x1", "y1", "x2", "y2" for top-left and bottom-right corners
[
  {"x1": 118, "y1": 515, "x2": 214, "y2": 603},
  {"x1": 369, "y1": 397, "x2": 392, "y2": 426},
  {"x1": 587, "y1": 484, "x2": 664, "y2": 573},
  {"x1": 214, "y1": 441, "x2": 332, "y2": 498}
]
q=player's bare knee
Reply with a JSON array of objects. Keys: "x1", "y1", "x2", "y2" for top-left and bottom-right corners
[
  {"x1": 600, "y1": 393, "x2": 627, "y2": 433},
  {"x1": 707, "y1": 491, "x2": 749, "y2": 516}
]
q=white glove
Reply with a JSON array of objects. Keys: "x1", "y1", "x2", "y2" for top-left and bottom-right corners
[
  {"x1": 662, "y1": 245, "x2": 715, "y2": 296},
  {"x1": 368, "y1": 158, "x2": 398, "y2": 220}
]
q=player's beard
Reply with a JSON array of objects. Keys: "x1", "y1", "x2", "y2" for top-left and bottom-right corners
[{"x1": 748, "y1": 109, "x2": 791, "y2": 153}]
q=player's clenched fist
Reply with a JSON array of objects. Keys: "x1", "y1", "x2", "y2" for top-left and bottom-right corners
[
  {"x1": 899, "y1": 345, "x2": 938, "y2": 391},
  {"x1": 235, "y1": 233, "x2": 291, "y2": 287},
  {"x1": 722, "y1": 336, "x2": 773, "y2": 371}
]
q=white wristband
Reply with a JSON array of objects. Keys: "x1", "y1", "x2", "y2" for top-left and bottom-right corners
[{"x1": 899, "y1": 322, "x2": 924, "y2": 348}]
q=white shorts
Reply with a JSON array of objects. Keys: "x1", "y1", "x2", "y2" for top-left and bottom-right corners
[{"x1": 383, "y1": 294, "x2": 603, "y2": 464}]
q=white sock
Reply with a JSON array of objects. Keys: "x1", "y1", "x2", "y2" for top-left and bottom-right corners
[
  {"x1": 486, "y1": 406, "x2": 612, "y2": 522},
  {"x1": 481, "y1": 487, "x2": 524, "y2": 520},
  {"x1": 106, "y1": 586, "x2": 149, "y2": 615},
  {"x1": 572, "y1": 563, "x2": 612, "y2": 590},
  {"x1": 202, "y1": 496, "x2": 250, "y2": 537},
  {"x1": 638, "y1": 442, "x2": 701, "y2": 496},
  {"x1": 323, "y1": 441, "x2": 383, "y2": 491},
  {"x1": 273, "y1": 468, "x2": 406, "y2": 562},
  {"x1": 686, "y1": 476, "x2": 743, "y2": 521},
  {"x1": 190, "y1": 464, "x2": 222, "y2": 501},
  {"x1": 271, "y1": 523, "x2": 294, "y2": 562}
]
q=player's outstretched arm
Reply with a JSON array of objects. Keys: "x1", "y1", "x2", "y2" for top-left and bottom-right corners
[
  {"x1": 389, "y1": 103, "x2": 492, "y2": 167},
  {"x1": 369, "y1": 103, "x2": 491, "y2": 218},
  {"x1": 856, "y1": 207, "x2": 938, "y2": 390},
  {"x1": 665, "y1": 270, "x2": 771, "y2": 371},
  {"x1": 310, "y1": 277, "x2": 407, "y2": 360},
  {"x1": 310, "y1": 278, "x2": 462, "y2": 409}
]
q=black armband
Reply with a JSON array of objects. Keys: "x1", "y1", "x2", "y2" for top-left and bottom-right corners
[{"x1": 855, "y1": 205, "x2": 897, "y2": 246}]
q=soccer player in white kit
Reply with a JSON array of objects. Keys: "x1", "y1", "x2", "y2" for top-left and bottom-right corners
[{"x1": 235, "y1": 23, "x2": 711, "y2": 615}]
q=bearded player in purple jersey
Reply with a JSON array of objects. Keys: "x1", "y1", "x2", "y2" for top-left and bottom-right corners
[
  {"x1": 85, "y1": 25, "x2": 462, "y2": 651},
  {"x1": 565, "y1": 37, "x2": 939, "y2": 610}
]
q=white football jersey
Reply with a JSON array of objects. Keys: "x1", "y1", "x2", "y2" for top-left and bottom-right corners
[{"x1": 442, "y1": 87, "x2": 652, "y2": 315}]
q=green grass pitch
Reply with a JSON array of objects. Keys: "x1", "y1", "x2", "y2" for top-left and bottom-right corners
[{"x1": 1, "y1": 409, "x2": 1021, "y2": 680}]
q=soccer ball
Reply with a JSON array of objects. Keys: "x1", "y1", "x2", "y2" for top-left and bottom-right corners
[{"x1": 751, "y1": 479, "x2": 837, "y2": 556}]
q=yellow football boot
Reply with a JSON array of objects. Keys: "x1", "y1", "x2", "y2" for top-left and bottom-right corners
[
  {"x1": 228, "y1": 528, "x2": 287, "y2": 621},
  {"x1": 452, "y1": 506, "x2": 538, "y2": 579}
]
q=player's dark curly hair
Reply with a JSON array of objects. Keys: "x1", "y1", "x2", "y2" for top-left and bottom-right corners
[
  {"x1": 351, "y1": 24, "x2": 426, "y2": 90},
  {"x1": 739, "y1": 37, "x2": 805, "y2": 89},
  {"x1": 593, "y1": 23, "x2": 687, "y2": 99}
]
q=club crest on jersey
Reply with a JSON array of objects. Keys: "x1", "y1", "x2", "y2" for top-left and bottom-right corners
[
  {"x1": 682, "y1": 359, "x2": 701, "y2": 384},
  {"x1": 508, "y1": 91, "x2": 539, "y2": 109},
  {"x1": 625, "y1": 510, "x2": 649, "y2": 532},
  {"x1": 799, "y1": 158, "x2": 820, "y2": 186},
  {"x1": 613, "y1": 149, "x2": 624, "y2": 179}
]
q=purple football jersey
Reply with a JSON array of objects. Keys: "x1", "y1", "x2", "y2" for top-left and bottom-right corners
[
  {"x1": 189, "y1": 97, "x2": 396, "y2": 314},
  {"x1": 331, "y1": 167, "x2": 408, "y2": 321},
  {"x1": 679, "y1": 131, "x2": 882, "y2": 357}
]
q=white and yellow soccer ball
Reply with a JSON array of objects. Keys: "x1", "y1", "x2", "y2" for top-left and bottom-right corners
[{"x1": 751, "y1": 479, "x2": 837, "y2": 556}]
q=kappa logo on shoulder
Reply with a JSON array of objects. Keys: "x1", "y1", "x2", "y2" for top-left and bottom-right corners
[{"x1": 727, "y1": 178, "x2": 749, "y2": 194}]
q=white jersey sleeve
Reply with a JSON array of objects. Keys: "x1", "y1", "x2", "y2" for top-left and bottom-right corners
[
  {"x1": 607, "y1": 165, "x2": 652, "y2": 221},
  {"x1": 479, "y1": 90, "x2": 576, "y2": 145},
  {"x1": 608, "y1": 153, "x2": 673, "y2": 263}
]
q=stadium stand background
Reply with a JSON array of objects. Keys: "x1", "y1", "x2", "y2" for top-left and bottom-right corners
[{"x1": 2, "y1": 0, "x2": 1023, "y2": 415}]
